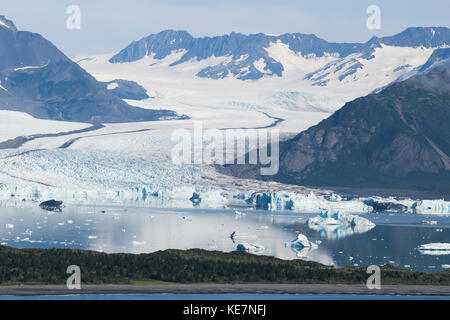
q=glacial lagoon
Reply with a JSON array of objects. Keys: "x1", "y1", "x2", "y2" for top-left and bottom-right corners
[{"x1": 0, "y1": 205, "x2": 449, "y2": 272}]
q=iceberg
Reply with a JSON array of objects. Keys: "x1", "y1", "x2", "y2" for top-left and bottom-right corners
[
  {"x1": 413, "y1": 200, "x2": 450, "y2": 215},
  {"x1": 251, "y1": 191, "x2": 372, "y2": 213},
  {"x1": 39, "y1": 200, "x2": 63, "y2": 212},
  {"x1": 417, "y1": 243, "x2": 450, "y2": 255},
  {"x1": 236, "y1": 243, "x2": 265, "y2": 254},
  {"x1": 307, "y1": 210, "x2": 376, "y2": 240},
  {"x1": 291, "y1": 234, "x2": 314, "y2": 248},
  {"x1": 287, "y1": 234, "x2": 318, "y2": 258}
]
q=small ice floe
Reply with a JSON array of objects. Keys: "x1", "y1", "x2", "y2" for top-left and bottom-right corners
[
  {"x1": 67, "y1": 220, "x2": 73, "y2": 224},
  {"x1": 257, "y1": 226, "x2": 269, "y2": 230},
  {"x1": 132, "y1": 241, "x2": 146, "y2": 246},
  {"x1": 5, "y1": 224, "x2": 14, "y2": 229},
  {"x1": 236, "y1": 243, "x2": 265, "y2": 254},
  {"x1": 234, "y1": 210, "x2": 245, "y2": 216},
  {"x1": 436, "y1": 229, "x2": 443, "y2": 232},
  {"x1": 421, "y1": 220, "x2": 438, "y2": 225},
  {"x1": 88, "y1": 235, "x2": 97, "y2": 239},
  {"x1": 417, "y1": 243, "x2": 450, "y2": 255},
  {"x1": 307, "y1": 210, "x2": 376, "y2": 240},
  {"x1": 57, "y1": 222, "x2": 65, "y2": 226},
  {"x1": 0, "y1": 242, "x2": 7, "y2": 246},
  {"x1": 286, "y1": 234, "x2": 318, "y2": 258},
  {"x1": 442, "y1": 264, "x2": 450, "y2": 269}
]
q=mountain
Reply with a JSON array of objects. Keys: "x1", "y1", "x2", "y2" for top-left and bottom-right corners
[
  {"x1": 371, "y1": 47, "x2": 450, "y2": 93},
  {"x1": 0, "y1": 16, "x2": 68, "y2": 71},
  {"x1": 419, "y1": 48, "x2": 450, "y2": 72},
  {"x1": 301, "y1": 27, "x2": 450, "y2": 86},
  {"x1": 222, "y1": 65, "x2": 450, "y2": 190},
  {"x1": 101, "y1": 79, "x2": 150, "y2": 100},
  {"x1": 109, "y1": 30, "x2": 363, "y2": 80},
  {"x1": 109, "y1": 27, "x2": 450, "y2": 82},
  {"x1": 0, "y1": 16, "x2": 182, "y2": 123}
]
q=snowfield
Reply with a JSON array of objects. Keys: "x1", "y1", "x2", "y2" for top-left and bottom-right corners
[{"x1": 0, "y1": 110, "x2": 89, "y2": 143}]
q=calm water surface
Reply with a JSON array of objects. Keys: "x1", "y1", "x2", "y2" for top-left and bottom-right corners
[{"x1": 0, "y1": 205, "x2": 449, "y2": 272}]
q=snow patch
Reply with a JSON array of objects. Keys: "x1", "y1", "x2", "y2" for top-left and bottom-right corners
[{"x1": 106, "y1": 82, "x2": 119, "y2": 90}]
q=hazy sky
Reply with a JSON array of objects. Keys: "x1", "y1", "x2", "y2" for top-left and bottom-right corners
[{"x1": 2, "y1": 0, "x2": 449, "y2": 57}]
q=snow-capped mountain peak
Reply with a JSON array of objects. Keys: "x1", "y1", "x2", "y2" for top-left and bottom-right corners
[{"x1": 108, "y1": 27, "x2": 449, "y2": 83}]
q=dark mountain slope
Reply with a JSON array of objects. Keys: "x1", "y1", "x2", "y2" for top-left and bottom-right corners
[
  {"x1": 0, "y1": 16, "x2": 181, "y2": 123},
  {"x1": 223, "y1": 66, "x2": 450, "y2": 190}
]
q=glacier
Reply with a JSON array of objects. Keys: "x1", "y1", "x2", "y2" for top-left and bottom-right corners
[
  {"x1": 1, "y1": 173, "x2": 449, "y2": 215},
  {"x1": 0, "y1": 123, "x2": 448, "y2": 215}
]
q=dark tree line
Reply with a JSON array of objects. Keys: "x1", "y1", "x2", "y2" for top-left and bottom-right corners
[{"x1": 0, "y1": 246, "x2": 448, "y2": 285}]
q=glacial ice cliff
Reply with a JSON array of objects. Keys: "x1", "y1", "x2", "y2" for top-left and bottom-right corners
[{"x1": 1, "y1": 180, "x2": 449, "y2": 216}]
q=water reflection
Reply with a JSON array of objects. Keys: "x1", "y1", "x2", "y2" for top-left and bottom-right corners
[
  {"x1": 0, "y1": 206, "x2": 449, "y2": 272},
  {"x1": 307, "y1": 211, "x2": 376, "y2": 240},
  {"x1": 308, "y1": 223, "x2": 376, "y2": 240}
]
